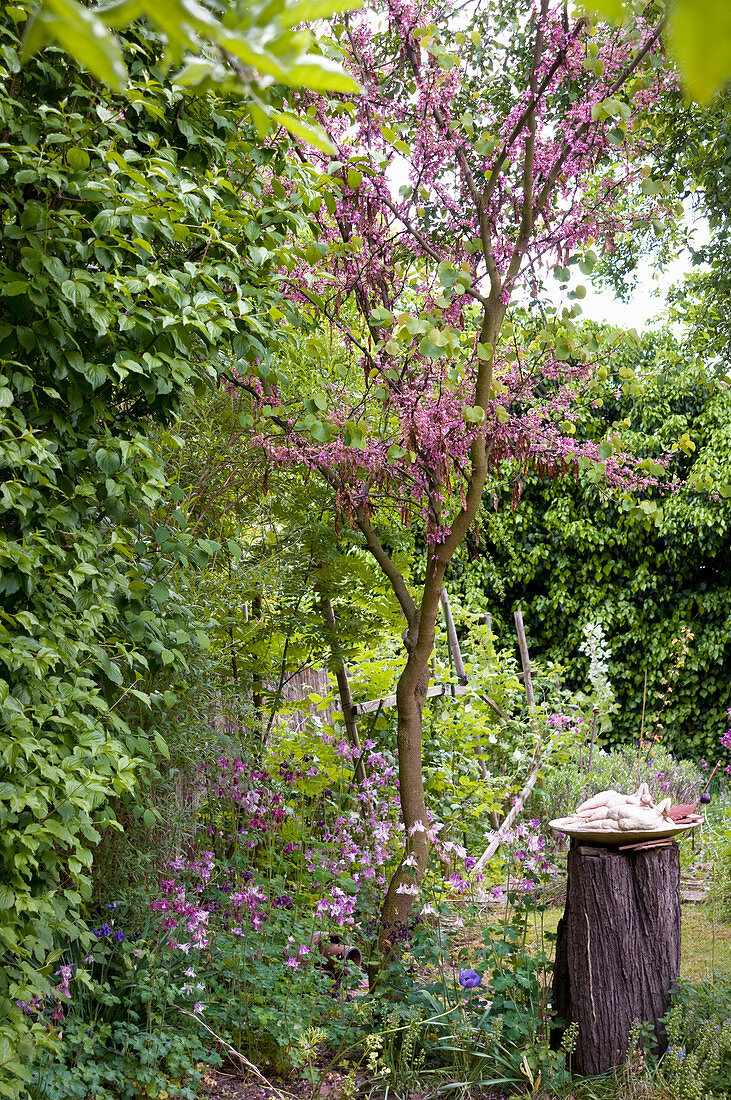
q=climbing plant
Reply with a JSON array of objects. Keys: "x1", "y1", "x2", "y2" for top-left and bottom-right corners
[
  {"x1": 461, "y1": 332, "x2": 731, "y2": 760},
  {"x1": 0, "y1": 6, "x2": 318, "y2": 1086}
]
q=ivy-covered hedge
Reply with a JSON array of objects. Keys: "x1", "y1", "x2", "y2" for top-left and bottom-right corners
[
  {"x1": 465, "y1": 341, "x2": 731, "y2": 762},
  {"x1": 0, "y1": 8, "x2": 312, "y2": 1088}
]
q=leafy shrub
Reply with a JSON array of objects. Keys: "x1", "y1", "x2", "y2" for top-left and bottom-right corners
[
  {"x1": 658, "y1": 979, "x2": 731, "y2": 1099},
  {"x1": 467, "y1": 347, "x2": 731, "y2": 762},
  {"x1": 0, "y1": 5, "x2": 312, "y2": 1087},
  {"x1": 30, "y1": 914, "x2": 219, "y2": 1099},
  {"x1": 536, "y1": 743, "x2": 704, "y2": 830}
]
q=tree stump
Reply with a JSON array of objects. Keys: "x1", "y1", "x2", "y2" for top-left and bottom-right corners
[{"x1": 552, "y1": 838, "x2": 681, "y2": 1076}]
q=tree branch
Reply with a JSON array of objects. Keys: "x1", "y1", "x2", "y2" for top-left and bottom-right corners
[
  {"x1": 355, "y1": 504, "x2": 417, "y2": 626},
  {"x1": 380, "y1": 194, "x2": 491, "y2": 308},
  {"x1": 534, "y1": 15, "x2": 667, "y2": 217},
  {"x1": 505, "y1": 0, "x2": 546, "y2": 286}
]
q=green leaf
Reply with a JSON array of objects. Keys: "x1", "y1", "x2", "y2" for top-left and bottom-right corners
[
  {"x1": 61, "y1": 279, "x2": 90, "y2": 307},
  {"x1": 67, "y1": 147, "x2": 90, "y2": 171},
  {"x1": 271, "y1": 110, "x2": 335, "y2": 154},
  {"x1": 669, "y1": 0, "x2": 731, "y2": 102},
  {"x1": 152, "y1": 582, "x2": 169, "y2": 603},
  {"x1": 286, "y1": 57, "x2": 360, "y2": 94},
  {"x1": 280, "y1": 0, "x2": 363, "y2": 29},
  {"x1": 578, "y1": 0, "x2": 625, "y2": 16},
  {"x1": 21, "y1": 0, "x2": 128, "y2": 91},
  {"x1": 154, "y1": 732, "x2": 170, "y2": 759}
]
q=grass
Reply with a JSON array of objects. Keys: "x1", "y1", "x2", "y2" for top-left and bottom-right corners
[{"x1": 517, "y1": 900, "x2": 731, "y2": 980}]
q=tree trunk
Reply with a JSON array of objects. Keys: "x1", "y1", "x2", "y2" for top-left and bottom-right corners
[
  {"x1": 379, "y1": 654, "x2": 430, "y2": 943},
  {"x1": 379, "y1": 560, "x2": 447, "y2": 950},
  {"x1": 552, "y1": 839, "x2": 681, "y2": 1076}
]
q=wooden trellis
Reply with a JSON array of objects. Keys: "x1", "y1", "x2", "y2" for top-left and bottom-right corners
[{"x1": 325, "y1": 592, "x2": 541, "y2": 855}]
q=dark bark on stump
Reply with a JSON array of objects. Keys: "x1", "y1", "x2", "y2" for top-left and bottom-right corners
[{"x1": 552, "y1": 839, "x2": 681, "y2": 1076}]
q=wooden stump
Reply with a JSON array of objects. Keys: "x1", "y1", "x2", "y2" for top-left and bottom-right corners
[{"x1": 552, "y1": 838, "x2": 681, "y2": 1076}]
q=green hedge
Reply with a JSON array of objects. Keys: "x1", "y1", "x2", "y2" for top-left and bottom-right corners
[
  {"x1": 0, "y1": 9, "x2": 310, "y2": 1088},
  {"x1": 462, "y1": 342, "x2": 731, "y2": 762}
]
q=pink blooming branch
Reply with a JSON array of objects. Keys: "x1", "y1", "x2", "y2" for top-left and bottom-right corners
[{"x1": 240, "y1": 0, "x2": 677, "y2": 556}]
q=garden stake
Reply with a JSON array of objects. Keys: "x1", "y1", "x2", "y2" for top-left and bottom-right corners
[
  {"x1": 636, "y1": 668, "x2": 648, "y2": 786},
  {"x1": 587, "y1": 705, "x2": 599, "y2": 774},
  {"x1": 319, "y1": 594, "x2": 367, "y2": 788},
  {"x1": 700, "y1": 760, "x2": 722, "y2": 796},
  {"x1": 441, "y1": 589, "x2": 491, "y2": 784}
]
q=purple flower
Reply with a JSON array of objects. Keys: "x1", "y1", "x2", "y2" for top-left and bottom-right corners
[{"x1": 458, "y1": 968, "x2": 482, "y2": 989}]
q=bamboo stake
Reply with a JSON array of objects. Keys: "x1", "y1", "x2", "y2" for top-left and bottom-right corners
[
  {"x1": 441, "y1": 589, "x2": 468, "y2": 684},
  {"x1": 320, "y1": 596, "x2": 365, "y2": 786},
  {"x1": 473, "y1": 611, "x2": 541, "y2": 868},
  {"x1": 636, "y1": 669, "x2": 648, "y2": 786},
  {"x1": 514, "y1": 607, "x2": 535, "y2": 706},
  {"x1": 441, "y1": 589, "x2": 489, "y2": 784},
  {"x1": 472, "y1": 763, "x2": 542, "y2": 874},
  {"x1": 587, "y1": 704, "x2": 599, "y2": 774}
]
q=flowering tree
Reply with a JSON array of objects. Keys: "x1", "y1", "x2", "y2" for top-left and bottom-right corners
[{"x1": 238, "y1": 0, "x2": 677, "y2": 938}]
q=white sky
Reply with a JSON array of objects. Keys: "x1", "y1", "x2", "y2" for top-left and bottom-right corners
[
  {"x1": 565, "y1": 211, "x2": 711, "y2": 333},
  {"x1": 572, "y1": 254, "x2": 690, "y2": 332}
]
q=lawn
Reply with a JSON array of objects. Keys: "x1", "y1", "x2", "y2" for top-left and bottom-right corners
[{"x1": 521, "y1": 902, "x2": 731, "y2": 981}]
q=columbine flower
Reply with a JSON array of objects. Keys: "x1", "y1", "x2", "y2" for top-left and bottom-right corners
[
  {"x1": 193, "y1": 1002, "x2": 205, "y2": 1014},
  {"x1": 395, "y1": 883, "x2": 420, "y2": 896},
  {"x1": 458, "y1": 968, "x2": 482, "y2": 989},
  {"x1": 54, "y1": 965, "x2": 73, "y2": 1000},
  {"x1": 402, "y1": 853, "x2": 418, "y2": 868},
  {"x1": 408, "y1": 820, "x2": 425, "y2": 836}
]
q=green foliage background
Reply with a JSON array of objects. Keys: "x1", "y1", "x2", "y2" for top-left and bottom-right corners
[
  {"x1": 0, "y1": 6, "x2": 315, "y2": 1086},
  {"x1": 462, "y1": 336, "x2": 731, "y2": 760}
]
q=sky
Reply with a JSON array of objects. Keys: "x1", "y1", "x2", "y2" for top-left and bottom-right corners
[
  {"x1": 577, "y1": 254, "x2": 689, "y2": 332},
  {"x1": 570, "y1": 211, "x2": 711, "y2": 333}
]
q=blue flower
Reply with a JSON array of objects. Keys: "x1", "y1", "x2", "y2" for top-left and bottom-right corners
[
  {"x1": 113, "y1": 929, "x2": 126, "y2": 941},
  {"x1": 93, "y1": 924, "x2": 112, "y2": 938},
  {"x1": 458, "y1": 968, "x2": 482, "y2": 989}
]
